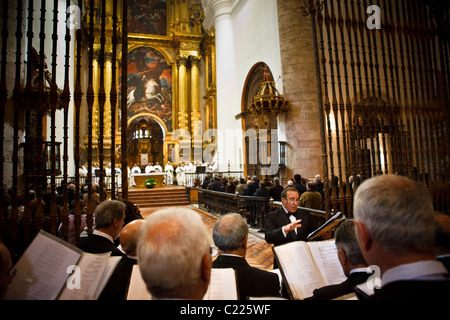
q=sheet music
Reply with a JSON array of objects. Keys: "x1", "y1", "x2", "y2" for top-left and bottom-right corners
[
  {"x1": 127, "y1": 266, "x2": 238, "y2": 300},
  {"x1": 4, "y1": 231, "x2": 81, "y2": 300},
  {"x1": 307, "y1": 211, "x2": 345, "y2": 240},
  {"x1": 274, "y1": 241, "x2": 322, "y2": 299},
  {"x1": 92, "y1": 256, "x2": 122, "y2": 299},
  {"x1": 126, "y1": 265, "x2": 152, "y2": 300},
  {"x1": 58, "y1": 252, "x2": 112, "y2": 300},
  {"x1": 307, "y1": 240, "x2": 346, "y2": 286},
  {"x1": 203, "y1": 268, "x2": 238, "y2": 300}
]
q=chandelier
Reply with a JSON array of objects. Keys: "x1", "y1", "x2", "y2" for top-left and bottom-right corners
[{"x1": 249, "y1": 67, "x2": 289, "y2": 129}]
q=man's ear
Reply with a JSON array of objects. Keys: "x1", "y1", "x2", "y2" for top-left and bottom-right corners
[
  {"x1": 354, "y1": 220, "x2": 372, "y2": 252},
  {"x1": 243, "y1": 234, "x2": 248, "y2": 250},
  {"x1": 337, "y1": 247, "x2": 348, "y2": 265},
  {"x1": 201, "y1": 253, "x2": 212, "y2": 285}
]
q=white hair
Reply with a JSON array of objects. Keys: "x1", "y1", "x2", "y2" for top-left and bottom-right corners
[
  {"x1": 353, "y1": 174, "x2": 435, "y2": 255},
  {"x1": 137, "y1": 207, "x2": 210, "y2": 299}
]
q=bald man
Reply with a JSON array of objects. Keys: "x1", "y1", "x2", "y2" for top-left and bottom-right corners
[{"x1": 99, "y1": 219, "x2": 145, "y2": 300}]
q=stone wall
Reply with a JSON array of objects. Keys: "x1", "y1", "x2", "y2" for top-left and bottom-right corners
[{"x1": 277, "y1": 0, "x2": 324, "y2": 181}]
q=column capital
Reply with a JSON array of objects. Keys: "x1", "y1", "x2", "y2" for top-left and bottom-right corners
[
  {"x1": 203, "y1": 0, "x2": 233, "y2": 23},
  {"x1": 189, "y1": 56, "x2": 201, "y2": 68},
  {"x1": 177, "y1": 56, "x2": 188, "y2": 68}
]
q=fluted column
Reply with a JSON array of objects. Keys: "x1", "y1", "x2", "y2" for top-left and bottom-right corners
[
  {"x1": 177, "y1": 56, "x2": 188, "y2": 131},
  {"x1": 190, "y1": 56, "x2": 202, "y2": 162},
  {"x1": 203, "y1": 0, "x2": 240, "y2": 171},
  {"x1": 190, "y1": 56, "x2": 201, "y2": 128}
]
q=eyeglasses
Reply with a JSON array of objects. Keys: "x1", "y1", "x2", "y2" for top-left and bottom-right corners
[{"x1": 287, "y1": 198, "x2": 300, "y2": 203}]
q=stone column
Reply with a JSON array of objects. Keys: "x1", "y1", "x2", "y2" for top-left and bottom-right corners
[
  {"x1": 277, "y1": 0, "x2": 322, "y2": 179},
  {"x1": 205, "y1": 0, "x2": 240, "y2": 171}
]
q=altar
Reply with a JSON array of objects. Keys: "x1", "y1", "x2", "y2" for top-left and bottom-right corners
[{"x1": 131, "y1": 173, "x2": 167, "y2": 188}]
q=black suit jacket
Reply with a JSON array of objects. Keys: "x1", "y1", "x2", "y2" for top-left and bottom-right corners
[
  {"x1": 77, "y1": 233, "x2": 126, "y2": 257},
  {"x1": 247, "y1": 181, "x2": 259, "y2": 196},
  {"x1": 307, "y1": 271, "x2": 371, "y2": 300},
  {"x1": 294, "y1": 183, "x2": 306, "y2": 197},
  {"x1": 212, "y1": 255, "x2": 281, "y2": 300},
  {"x1": 265, "y1": 208, "x2": 315, "y2": 247},
  {"x1": 269, "y1": 185, "x2": 284, "y2": 201},
  {"x1": 362, "y1": 280, "x2": 450, "y2": 300},
  {"x1": 254, "y1": 187, "x2": 269, "y2": 198},
  {"x1": 210, "y1": 180, "x2": 222, "y2": 191},
  {"x1": 99, "y1": 257, "x2": 137, "y2": 300}
]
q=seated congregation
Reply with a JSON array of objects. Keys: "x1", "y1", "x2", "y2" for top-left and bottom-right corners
[{"x1": 0, "y1": 174, "x2": 449, "y2": 300}]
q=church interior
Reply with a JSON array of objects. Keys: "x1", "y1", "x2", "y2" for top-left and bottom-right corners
[{"x1": 0, "y1": 0, "x2": 449, "y2": 300}]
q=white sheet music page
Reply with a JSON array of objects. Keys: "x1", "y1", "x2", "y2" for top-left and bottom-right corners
[
  {"x1": 58, "y1": 251, "x2": 112, "y2": 300},
  {"x1": 307, "y1": 240, "x2": 346, "y2": 286},
  {"x1": 274, "y1": 241, "x2": 323, "y2": 300},
  {"x1": 126, "y1": 265, "x2": 152, "y2": 300},
  {"x1": 203, "y1": 268, "x2": 238, "y2": 300},
  {"x1": 4, "y1": 231, "x2": 82, "y2": 300}
]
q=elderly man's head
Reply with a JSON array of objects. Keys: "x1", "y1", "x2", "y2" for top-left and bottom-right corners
[
  {"x1": 137, "y1": 207, "x2": 211, "y2": 299},
  {"x1": 353, "y1": 174, "x2": 435, "y2": 271}
]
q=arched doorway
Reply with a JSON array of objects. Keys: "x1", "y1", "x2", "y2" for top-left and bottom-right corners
[
  {"x1": 240, "y1": 63, "x2": 288, "y2": 179},
  {"x1": 127, "y1": 116, "x2": 165, "y2": 167}
]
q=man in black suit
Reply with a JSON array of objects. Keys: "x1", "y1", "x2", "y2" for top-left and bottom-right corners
[
  {"x1": 354, "y1": 174, "x2": 450, "y2": 300},
  {"x1": 306, "y1": 219, "x2": 370, "y2": 300},
  {"x1": 254, "y1": 182, "x2": 270, "y2": 231},
  {"x1": 247, "y1": 176, "x2": 259, "y2": 196},
  {"x1": 99, "y1": 218, "x2": 145, "y2": 300},
  {"x1": 77, "y1": 200, "x2": 126, "y2": 257},
  {"x1": 212, "y1": 213, "x2": 281, "y2": 300},
  {"x1": 265, "y1": 186, "x2": 315, "y2": 248},
  {"x1": 269, "y1": 177, "x2": 284, "y2": 201},
  {"x1": 209, "y1": 176, "x2": 222, "y2": 191},
  {"x1": 293, "y1": 174, "x2": 306, "y2": 197}
]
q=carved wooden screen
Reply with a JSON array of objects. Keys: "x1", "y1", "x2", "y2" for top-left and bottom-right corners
[
  {"x1": 0, "y1": 0, "x2": 128, "y2": 259},
  {"x1": 304, "y1": 0, "x2": 449, "y2": 216}
]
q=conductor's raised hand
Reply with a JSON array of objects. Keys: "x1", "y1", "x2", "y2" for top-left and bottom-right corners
[{"x1": 283, "y1": 219, "x2": 302, "y2": 233}]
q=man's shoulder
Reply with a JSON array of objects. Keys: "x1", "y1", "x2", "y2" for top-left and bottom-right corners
[
  {"x1": 266, "y1": 208, "x2": 284, "y2": 216},
  {"x1": 215, "y1": 256, "x2": 278, "y2": 281},
  {"x1": 78, "y1": 233, "x2": 124, "y2": 256},
  {"x1": 368, "y1": 280, "x2": 450, "y2": 300}
]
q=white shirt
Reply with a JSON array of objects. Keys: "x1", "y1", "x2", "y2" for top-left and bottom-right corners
[
  {"x1": 281, "y1": 205, "x2": 297, "y2": 237},
  {"x1": 93, "y1": 229, "x2": 114, "y2": 244},
  {"x1": 164, "y1": 164, "x2": 174, "y2": 173},
  {"x1": 350, "y1": 267, "x2": 370, "y2": 275},
  {"x1": 381, "y1": 260, "x2": 449, "y2": 287}
]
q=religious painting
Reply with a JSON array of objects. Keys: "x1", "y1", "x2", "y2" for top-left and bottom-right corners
[
  {"x1": 126, "y1": 47, "x2": 172, "y2": 131},
  {"x1": 205, "y1": 98, "x2": 214, "y2": 131},
  {"x1": 128, "y1": 0, "x2": 167, "y2": 36},
  {"x1": 167, "y1": 143, "x2": 175, "y2": 162}
]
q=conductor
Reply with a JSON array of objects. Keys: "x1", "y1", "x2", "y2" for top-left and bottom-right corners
[{"x1": 265, "y1": 186, "x2": 315, "y2": 247}]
